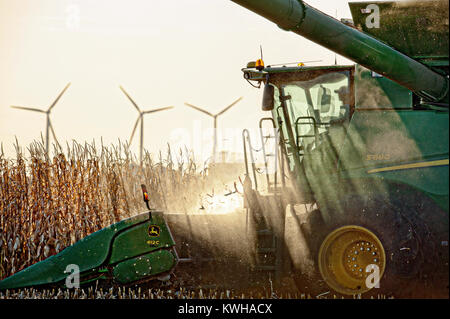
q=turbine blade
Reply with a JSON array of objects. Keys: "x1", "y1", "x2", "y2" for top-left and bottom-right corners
[
  {"x1": 184, "y1": 103, "x2": 213, "y2": 117},
  {"x1": 48, "y1": 82, "x2": 71, "y2": 112},
  {"x1": 216, "y1": 96, "x2": 243, "y2": 116},
  {"x1": 119, "y1": 86, "x2": 141, "y2": 113},
  {"x1": 129, "y1": 116, "x2": 140, "y2": 145},
  {"x1": 10, "y1": 106, "x2": 45, "y2": 113},
  {"x1": 48, "y1": 120, "x2": 61, "y2": 148},
  {"x1": 143, "y1": 106, "x2": 174, "y2": 114}
]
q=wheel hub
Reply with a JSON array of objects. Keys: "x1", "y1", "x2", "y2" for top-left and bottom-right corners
[{"x1": 318, "y1": 225, "x2": 386, "y2": 295}]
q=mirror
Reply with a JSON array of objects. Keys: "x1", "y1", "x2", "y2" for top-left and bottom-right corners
[
  {"x1": 262, "y1": 83, "x2": 275, "y2": 111},
  {"x1": 317, "y1": 86, "x2": 331, "y2": 113}
]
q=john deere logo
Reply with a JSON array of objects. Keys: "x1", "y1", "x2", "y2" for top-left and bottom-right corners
[{"x1": 148, "y1": 225, "x2": 160, "y2": 237}]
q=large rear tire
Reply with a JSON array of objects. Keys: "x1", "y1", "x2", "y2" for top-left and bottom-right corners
[{"x1": 296, "y1": 194, "x2": 449, "y2": 298}]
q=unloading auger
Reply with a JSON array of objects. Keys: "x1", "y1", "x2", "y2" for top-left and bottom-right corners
[
  {"x1": 0, "y1": 185, "x2": 178, "y2": 290},
  {"x1": 231, "y1": 0, "x2": 448, "y2": 103}
]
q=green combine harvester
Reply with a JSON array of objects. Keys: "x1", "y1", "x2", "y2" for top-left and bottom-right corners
[
  {"x1": 230, "y1": 0, "x2": 449, "y2": 297},
  {"x1": 0, "y1": 0, "x2": 448, "y2": 299}
]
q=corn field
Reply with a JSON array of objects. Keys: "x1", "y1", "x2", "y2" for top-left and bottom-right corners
[
  {"x1": 0, "y1": 140, "x2": 397, "y2": 300},
  {"x1": 0, "y1": 140, "x2": 240, "y2": 281}
]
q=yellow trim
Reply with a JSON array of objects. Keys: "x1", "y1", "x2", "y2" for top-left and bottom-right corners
[{"x1": 367, "y1": 159, "x2": 449, "y2": 174}]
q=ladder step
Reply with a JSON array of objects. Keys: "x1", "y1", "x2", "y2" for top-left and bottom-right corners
[
  {"x1": 257, "y1": 248, "x2": 276, "y2": 254},
  {"x1": 256, "y1": 229, "x2": 273, "y2": 235},
  {"x1": 269, "y1": 187, "x2": 283, "y2": 194},
  {"x1": 255, "y1": 265, "x2": 276, "y2": 271}
]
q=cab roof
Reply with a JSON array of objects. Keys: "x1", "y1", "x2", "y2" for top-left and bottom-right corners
[{"x1": 242, "y1": 65, "x2": 354, "y2": 82}]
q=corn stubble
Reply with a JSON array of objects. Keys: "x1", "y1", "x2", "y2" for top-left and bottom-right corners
[{"x1": 0, "y1": 286, "x2": 323, "y2": 299}]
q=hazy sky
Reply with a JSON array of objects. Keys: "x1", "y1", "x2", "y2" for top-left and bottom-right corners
[{"x1": 0, "y1": 0, "x2": 373, "y2": 161}]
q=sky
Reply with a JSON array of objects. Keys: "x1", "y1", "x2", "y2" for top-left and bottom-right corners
[{"x1": 0, "y1": 0, "x2": 374, "y2": 161}]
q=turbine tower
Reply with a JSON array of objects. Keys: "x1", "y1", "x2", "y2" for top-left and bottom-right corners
[
  {"x1": 11, "y1": 82, "x2": 71, "y2": 154},
  {"x1": 120, "y1": 86, "x2": 174, "y2": 165},
  {"x1": 184, "y1": 97, "x2": 243, "y2": 162}
]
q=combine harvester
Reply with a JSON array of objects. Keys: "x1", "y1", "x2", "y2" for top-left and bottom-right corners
[
  {"x1": 1, "y1": 0, "x2": 448, "y2": 298},
  {"x1": 226, "y1": 0, "x2": 449, "y2": 297}
]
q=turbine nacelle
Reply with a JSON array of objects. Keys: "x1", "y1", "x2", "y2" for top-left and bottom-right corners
[
  {"x1": 184, "y1": 97, "x2": 243, "y2": 162},
  {"x1": 119, "y1": 85, "x2": 174, "y2": 164},
  {"x1": 10, "y1": 82, "x2": 71, "y2": 153}
]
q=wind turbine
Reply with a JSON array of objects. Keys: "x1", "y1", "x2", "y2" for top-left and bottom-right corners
[
  {"x1": 184, "y1": 97, "x2": 243, "y2": 162},
  {"x1": 11, "y1": 82, "x2": 71, "y2": 154},
  {"x1": 119, "y1": 85, "x2": 174, "y2": 165}
]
